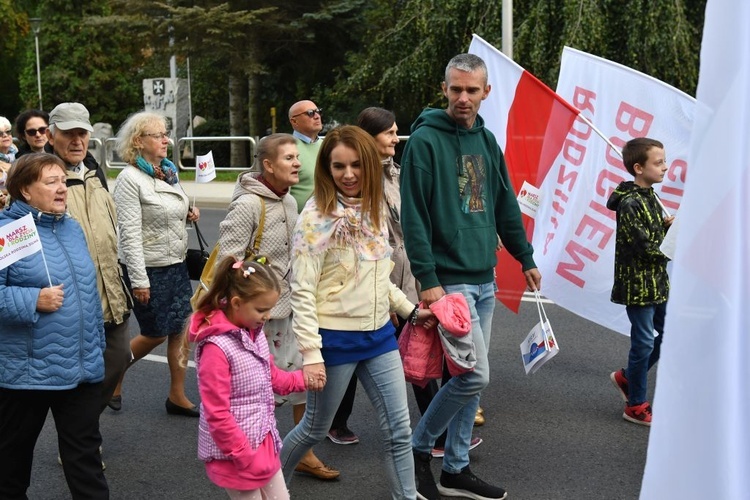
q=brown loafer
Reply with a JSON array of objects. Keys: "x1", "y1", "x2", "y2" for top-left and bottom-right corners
[
  {"x1": 474, "y1": 409, "x2": 485, "y2": 426},
  {"x1": 294, "y1": 460, "x2": 341, "y2": 480}
]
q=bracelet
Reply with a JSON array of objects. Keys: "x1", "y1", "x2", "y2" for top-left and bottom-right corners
[{"x1": 409, "y1": 306, "x2": 420, "y2": 325}]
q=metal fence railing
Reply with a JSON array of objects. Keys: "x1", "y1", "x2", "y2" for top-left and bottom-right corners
[
  {"x1": 100, "y1": 136, "x2": 258, "y2": 172},
  {"x1": 176, "y1": 136, "x2": 257, "y2": 172}
]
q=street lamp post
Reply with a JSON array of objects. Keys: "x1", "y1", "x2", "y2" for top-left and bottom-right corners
[{"x1": 30, "y1": 17, "x2": 43, "y2": 110}]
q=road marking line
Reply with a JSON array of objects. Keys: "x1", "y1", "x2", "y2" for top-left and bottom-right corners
[{"x1": 144, "y1": 353, "x2": 196, "y2": 368}]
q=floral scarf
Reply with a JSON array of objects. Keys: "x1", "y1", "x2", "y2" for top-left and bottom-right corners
[
  {"x1": 293, "y1": 194, "x2": 390, "y2": 261},
  {"x1": 135, "y1": 155, "x2": 179, "y2": 185}
]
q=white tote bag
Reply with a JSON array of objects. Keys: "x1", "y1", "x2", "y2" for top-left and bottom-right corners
[{"x1": 520, "y1": 290, "x2": 560, "y2": 374}]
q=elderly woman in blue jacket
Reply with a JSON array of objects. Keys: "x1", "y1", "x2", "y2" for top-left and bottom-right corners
[{"x1": 0, "y1": 153, "x2": 108, "y2": 499}]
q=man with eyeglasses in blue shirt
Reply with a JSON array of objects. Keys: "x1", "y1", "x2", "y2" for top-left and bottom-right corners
[{"x1": 288, "y1": 100, "x2": 323, "y2": 212}]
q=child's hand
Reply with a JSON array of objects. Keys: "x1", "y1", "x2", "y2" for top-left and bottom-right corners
[
  {"x1": 303, "y1": 363, "x2": 327, "y2": 392},
  {"x1": 664, "y1": 215, "x2": 675, "y2": 227},
  {"x1": 390, "y1": 312, "x2": 399, "y2": 327}
]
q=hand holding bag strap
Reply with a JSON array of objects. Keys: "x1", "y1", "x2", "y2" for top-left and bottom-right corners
[{"x1": 534, "y1": 290, "x2": 552, "y2": 350}]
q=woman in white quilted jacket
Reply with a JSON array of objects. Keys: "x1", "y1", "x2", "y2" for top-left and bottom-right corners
[{"x1": 111, "y1": 112, "x2": 201, "y2": 417}]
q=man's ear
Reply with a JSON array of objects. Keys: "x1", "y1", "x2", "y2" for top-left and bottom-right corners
[{"x1": 633, "y1": 163, "x2": 643, "y2": 175}]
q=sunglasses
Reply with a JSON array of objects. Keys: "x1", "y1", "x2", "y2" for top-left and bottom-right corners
[
  {"x1": 25, "y1": 126, "x2": 48, "y2": 136},
  {"x1": 292, "y1": 108, "x2": 322, "y2": 119},
  {"x1": 0, "y1": 130, "x2": 11, "y2": 137}
]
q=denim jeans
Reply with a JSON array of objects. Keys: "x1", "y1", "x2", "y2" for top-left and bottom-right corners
[
  {"x1": 625, "y1": 302, "x2": 666, "y2": 406},
  {"x1": 412, "y1": 282, "x2": 495, "y2": 474},
  {"x1": 280, "y1": 349, "x2": 416, "y2": 499}
]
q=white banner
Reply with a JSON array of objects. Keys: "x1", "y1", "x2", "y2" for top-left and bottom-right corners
[
  {"x1": 642, "y1": 1, "x2": 750, "y2": 497},
  {"x1": 0, "y1": 213, "x2": 43, "y2": 270},
  {"x1": 195, "y1": 151, "x2": 216, "y2": 184},
  {"x1": 532, "y1": 48, "x2": 696, "y2": 334}
]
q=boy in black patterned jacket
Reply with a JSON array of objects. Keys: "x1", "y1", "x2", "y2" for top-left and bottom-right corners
[{"x1": 607, "y1": 137, "x2": 675, "y2": 427}]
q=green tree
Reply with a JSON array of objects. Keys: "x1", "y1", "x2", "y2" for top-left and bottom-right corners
[
  {"x1": 15, "y1": 0, "x2": 165, "y2": 124},
  {"x1": 325, "y1": 0, "x2": 705, "y2": 129},
  {"x1": 103, "y1": 0, "x2": 366, "y2": 166},
  {"x1": 323, "y1": 0, "x2": 506, "y2": 127},
  {"x1": 1, "y1": 0, "x2": 35, "y2": 118},
  {"x1": 512, "y1": 0, "x2": 699, "y2": 94}
]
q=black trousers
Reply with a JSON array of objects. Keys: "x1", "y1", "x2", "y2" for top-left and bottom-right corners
[
  {"x1": 0, "y1": 383, "x2": 109, "y2": 500},
  {"x1": 100, "y1": 319, "x2": 132, "y2": 412}
]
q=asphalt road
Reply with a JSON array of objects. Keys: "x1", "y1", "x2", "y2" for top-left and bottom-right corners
[{"x1": 27, "y1": 208, "x2": 652, "y2": 499}]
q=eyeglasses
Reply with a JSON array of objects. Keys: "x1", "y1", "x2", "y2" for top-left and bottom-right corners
[
  {"x1": 25, "y1": 126, "x2": 48, "y2": 136},
  {"x1": 0, "y1": 130, "x2": 11, "y2": 137},
  {"x1": 143, "y1": 132, "x2": 170, "y2": 140},
  {"x1": 291, "y1": 108, "x2": 322, "y2": 119}
]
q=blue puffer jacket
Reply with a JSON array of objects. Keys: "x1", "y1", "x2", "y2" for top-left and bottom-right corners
[{"x1": 0, "y1": 200, "x2": 105, "y2": 390}]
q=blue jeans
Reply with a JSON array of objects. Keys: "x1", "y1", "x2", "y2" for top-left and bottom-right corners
[
  {"x1": 280, "y1": 349, "x2": 416, "y2": 499},
  {"x1": 625, "y1": 303, "x2": 666, "y2": 406},
  {"x1": 412, "y1": 282, "x2": 495, "y2": 474}
]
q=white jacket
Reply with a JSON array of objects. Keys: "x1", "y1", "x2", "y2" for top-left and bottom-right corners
[{"x1": 113, "y1": 166, "x2": 190, "y2": 289}]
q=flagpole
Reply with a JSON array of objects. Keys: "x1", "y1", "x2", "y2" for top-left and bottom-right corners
[
  {"x1": 40, "y1": 248, "x2": 52, "y2": 287},
  {"x1": 576, "y1": 113, "x2": 672, "y2": 218}
]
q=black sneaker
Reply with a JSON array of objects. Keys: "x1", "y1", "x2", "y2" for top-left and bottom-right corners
[
  {"x1": 439, "y1": 466, "x2": 507, "y2": 500},
  {"x1": 413, "y1": 451, "x2": 440, "y2": 500}
]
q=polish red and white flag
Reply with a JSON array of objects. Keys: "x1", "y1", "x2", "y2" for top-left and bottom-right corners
[{"x1": 468, "y1": 35, "x2": 580, "y2": 313}]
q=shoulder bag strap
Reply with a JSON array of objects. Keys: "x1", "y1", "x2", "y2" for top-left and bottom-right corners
[
  {"x1": 193, "y1": 220, "x2": 209, "y2": 252},
  {"x1": 247, "y1": 198, "x2": 266, "y2": 256}
]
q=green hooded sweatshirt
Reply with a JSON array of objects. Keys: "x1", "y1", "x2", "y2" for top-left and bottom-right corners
[{"x1": 400, "y1": 108, "x2": 536, "y2": 290}]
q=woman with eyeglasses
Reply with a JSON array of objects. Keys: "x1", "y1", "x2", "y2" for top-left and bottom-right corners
[
  {"x1": 0, "y1": 117, "x2": 18, "y2": 194},
  {"x1": 14, "y1": 109, "x2": 50, "y2": 158},
  {"x1": 111, "y1": 111, "x2": 201, "y2": 417}
]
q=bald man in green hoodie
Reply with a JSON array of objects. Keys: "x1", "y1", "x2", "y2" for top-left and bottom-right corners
[{"x1": 401, "y1": 53, "x2": 542, "y2": 500}]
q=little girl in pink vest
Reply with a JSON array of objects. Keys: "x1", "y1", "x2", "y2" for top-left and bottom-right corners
[{"x1": 187, "y1": 256, "x2": 311, "y2": 499}]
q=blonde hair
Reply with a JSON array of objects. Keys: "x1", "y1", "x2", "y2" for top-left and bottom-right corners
[{"x1": 115, "y1": 112, "x2": 168, "y2": 164}]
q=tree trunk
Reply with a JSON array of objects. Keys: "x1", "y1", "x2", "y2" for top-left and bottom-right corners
[
  {"x1": 228, "y1": 72, "x2": 248, "y2": 168},
  {"x1": 247, "y1": 72, "x2": 260, "y2": 139}
]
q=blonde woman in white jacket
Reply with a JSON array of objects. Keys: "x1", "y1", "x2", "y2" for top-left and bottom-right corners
[{"x1": 111, "y1": 112, "x2": 201, "y2": 417}]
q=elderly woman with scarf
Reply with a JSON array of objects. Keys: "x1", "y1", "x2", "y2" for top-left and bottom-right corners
[
  {"x1": 279, "y1": 126, "x2": 435, "y2": 499},
  {"x1": 111, "y1": 112, "x2": 201, "y2": 417},
  {"x1": 0, "y1": 116, "x2": 18, "y2": 197}
]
